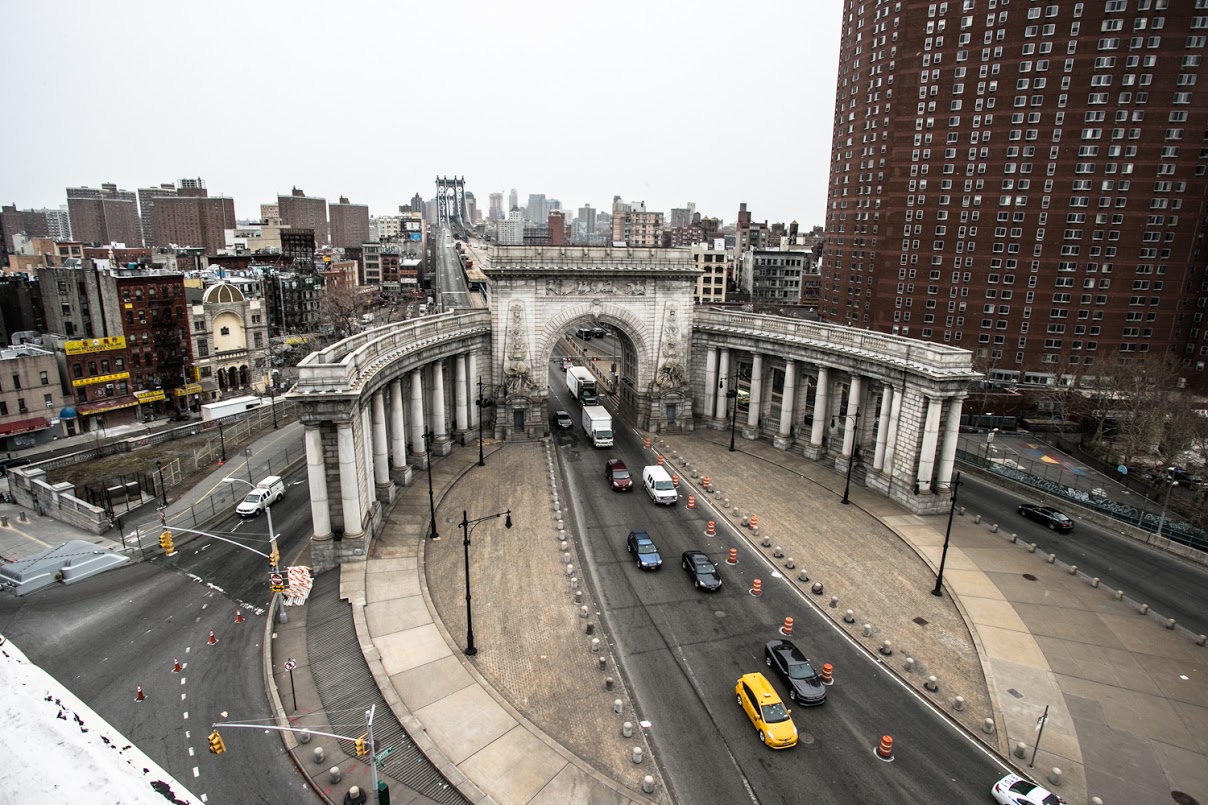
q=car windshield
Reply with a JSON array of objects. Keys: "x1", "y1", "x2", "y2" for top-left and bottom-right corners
[
  {"x1": 243, "y1": 492, "x2": 261, "y2": 503},
  {"x1": 786, "y1": 660, "x2": 816, "y2": 680},
  {"x1": 694, "y1": 561, "x2": 716, "y2": 574},
  {"x1": 654, "y1": 480, "x2": 674, "y2": 490},
  {"x1": 761, "y1": 702, "x2": 790, "y2": 723},
  {"x1": 1052, "y1": 513, "x2": 1071, "y2": 522},
  {"x1": 613, "y1": 469, "x2": 630, "y2": 479},
  {"x1": 636, "y1": 543, "x2": 657, "y2": 555}
]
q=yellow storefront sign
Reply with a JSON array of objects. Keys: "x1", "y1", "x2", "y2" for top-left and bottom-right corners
[
  {"x1": 174, "y1": 382, "x2": 203, "y2": 397},
  {"x1": 65, "y1": 336, "x2": 127, "y2": 355},
  {"x1": 135, "y1": 389, "x2": 167, "y2": 403},
  {"x1": 71, "y1": 371, "x2": 130, "y2": 388}
]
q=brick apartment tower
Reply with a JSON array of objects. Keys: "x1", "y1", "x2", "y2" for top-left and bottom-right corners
[
  {"x1": 67, "y1": 183, "x2": 143, "y2": 247},
  {"x1": 278, "y1": 188, "x2": 329, "y2": 246},
  {"x1": 820, "y1": 0, "x2": 1208, "y2": 386},
  {"x1": 329, "y1": 196, "x2": 370, "y2": 250},
  {"x1": 150, "y1": 188, "x2": 237, "y2": 254}
]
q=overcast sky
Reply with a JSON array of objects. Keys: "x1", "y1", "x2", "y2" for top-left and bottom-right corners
[{"x1": 3, "y1": 1, "x2": 842, "y2": 229}]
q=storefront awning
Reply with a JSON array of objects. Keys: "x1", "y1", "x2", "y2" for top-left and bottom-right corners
[
  {"x1": 0, "y1": 416, "x2": 51, "y2": 436},
  {"x1": 75, "y1": 396, "x2": 140, "y2": 416}
]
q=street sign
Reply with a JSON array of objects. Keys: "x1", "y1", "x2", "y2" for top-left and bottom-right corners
[
  {"x1": 375, "y1": 745, "x2": 395, "y2": 766},
  {"x1": 270, "y1": 572, "x2": 284, "y2": 586},
  {"x1": 284, "y1": 658, "x2": 297, "y2": 671}
]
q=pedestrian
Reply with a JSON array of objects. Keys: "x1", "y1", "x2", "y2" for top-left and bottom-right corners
[{"x1": 343, "y1": 785, "x2": 367, "y2": 805}]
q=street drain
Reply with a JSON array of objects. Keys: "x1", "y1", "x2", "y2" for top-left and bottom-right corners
[
  {"x1": 1023, "y1": 573, "x2": 1038, "y2": 581},
  {"x1": 913, "y1": 617, "x2": 929, "y2": 626}
]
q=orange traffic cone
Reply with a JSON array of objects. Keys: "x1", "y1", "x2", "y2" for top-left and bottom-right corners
[
  {"x1": 821, "y1": 663, "x2": 834, "y2": 685},
  {"x1": 751, "y1": 579, "x2": 762, "y2": 596},
  {"x1": 876, "y1": 735, "x2": 894, "y2": 762},
  {"x1": 235, "y1": 610, "x2": 244, "y2": 624},
  {"x1": 706, "y1": 520, "x2": 716, "y2": 537},
  {"x1": 208, "y1": 629, "x2": 218, "y2": 646},
  {"x1": 727, "y1": 548, "x2": 738, "y2": 565},
  {"x1": 135, "y1": 685, "x2": 145, "y2": 702},
  {"x1": 781, "y1": 617, "x2": 794, "y2": 636},
  {"x1": 172, "y1": 657, "x2": 182, "y2": 673}
]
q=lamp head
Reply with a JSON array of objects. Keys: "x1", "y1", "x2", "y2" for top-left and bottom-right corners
[{"x1": 504, "y1": 511, "x2": 513, "y2": 529}]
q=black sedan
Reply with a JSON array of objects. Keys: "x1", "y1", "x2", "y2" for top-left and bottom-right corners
[
  {"x1": 681, "y1": 550, "x2": 721, "y2": 591},
  {"x1": 554, "y1": 410, "x2": 574, "y2": 430},
  {"x1": 1017, "y1": 504, "x2": 1074, "y2": 531},
  {"x1": 764, "y1": 639, "x2": 827, "y2": 705}
]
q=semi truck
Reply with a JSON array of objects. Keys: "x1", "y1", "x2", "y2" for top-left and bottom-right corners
[
  {"x1": 581, "y1": 405, "x2": 614, "y2": 448},
  {"x1": 566, "y1": 366, "x2": 599, "y2": 405},
  {"x1": 201, "y1": 395, "x2": 262, "y2": 422}
]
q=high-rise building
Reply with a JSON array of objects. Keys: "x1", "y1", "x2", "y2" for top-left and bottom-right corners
[
  {"x1": 610, "y1": 200, "x2": 663, "y2": 247},
  {"x1": 508, "y1": 188, "x2": 518, "y2": 214},
  {"x1": 1, "y1": 206, "x2": 51, "y2": 252},
  {"x1": 67, "y1": 183, "x2": 143, "y2": 247},
  {"x1": 547, "y1": 211, "x2": 567, "y2": 246},
  {"x1": 329, "y1": 196, "x2": 370, "y2": 250},
  {"x1": 498, "y1": 210, "x2": 525, "y2": 245},
  {"x1": 821, "y1": 0, "x2": 1208, "y2": 385},
  {"x1": 489, "y1": 192, "x2": 504, "y2": 221},
  {"x1": 260, "y1": 203, "x2": 280, "y2": 223},
  {"x1": 277, "y1": 188, "x2": 329, "y2": 246},
  {"x1": 42, "y1": 206, "x2": 72, "y2": 241},
  {"x1": 138, "y1": 184, "x2": 177, "y2": 246},
  {"x1": 150, "y1": 189, "x2": 236, "y2": 254},
  {"x1": 526, "y1": 194, "x2": 547, "y2": 223}
]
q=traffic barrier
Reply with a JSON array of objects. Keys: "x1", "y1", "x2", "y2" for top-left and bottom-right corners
[
  {"x1": 671, "y1": 473, "x2": 679, "y2": 488},
  {"x1": 235, "y1": 610, "x2": 244, "y2": 624},
  {"x1": 687, "y1": 495, "x2": 696, "y2": 509},
  {"x1": 781, "y1": 617, "x2": 794, "y2": 636},
  {"x1": 172, "y1": 657, "x2": 182, "y2": 674},
  {"x1": 706, "y1": 520, "x2": 715, "y2": 537},
  {"x1": 727, "y1": 548, "x2": 738, "y2": 565},
  {"x1": 876, "y1": 735, "x2": 894, "y2": 761},
  {"x1": 751, "y1": 579, "x2": 762, "y2": 596},
  {"x1": 702, "y1": 476, "x2": 711, "y2": 490},
  {"x1": 208, "y1": 629, "x2": 218, "y2": 646},
  {"x1": 644, "y1": 436, "x2": 651, "y2": 449},
  {"x1": 820, "y1": 663, "x2": 833, "y2": 685},
  {"x1": 135, "y1": 685, "x2": 145, "y2": 702},
  {"x1": 657, "y1": 453, "x2": 664, "y2": 466},
  {"x1": 749, "y1": 515, "x2": 759, "y2": 530}
]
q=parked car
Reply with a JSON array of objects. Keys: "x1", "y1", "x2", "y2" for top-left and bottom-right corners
[
  {"x1": 681, "y1": 550, "x2": 721, "y2": 591},
  {"x1": 991, "y1": 773, "x2": 1066, "y2": 804},
  {"x1": 763, "y1": 639, "x2": 827, "y2": 705},
  {"x1": 605, "y1": 459, "x2": 633, "y2": 491},
  {"x1": 591, "y1": 326, "x2": 607, "y2": 338},
  {"x1": 626, "y1": 530, "x2": 662, "y2": 570},
  {"x1": 554, "y1": 410, "x2": 574, "y2": 430},
  {"x1": 1016, "y1": 504, "x2": 1074, "y2": 531},
  {"x1": 735, "y1": 672, "x2": 797, "y2": 749}
]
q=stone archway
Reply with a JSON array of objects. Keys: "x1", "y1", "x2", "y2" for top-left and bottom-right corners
[{"x1": 481, "y1": 246, "x2": 700, "y2": 432}]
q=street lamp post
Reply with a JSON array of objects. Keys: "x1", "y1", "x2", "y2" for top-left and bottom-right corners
[
  {"x1": 424, "y1": 431, "x2": 439, "y2": 540},
  {"x1": 155, "y1": 459, "x2": 168, "y2": 507},
  {"x1": 722, "y1": 377, "x2": 739, "y2": 452},
  {"x1": 475, "y1": 377, "x2": 492, "y2": 467},
  {"x1": 223, "y1": 477, "x2": 286, "y2": 623},
  {"x1": 217, "y1": 421, "x2": 227, "y2": 463},
  {"x1": 460, "y1": 508, "x2": 512, "y2": 655},
  {"x1": 831, "y1": 407, "x2": 861, "y2": 505},
  {"x1": 931, "y1": 472, "x2": 962, "y2": 597},
  {"x1": 1156, "y1": 475, "x2": 1178, "y2": 539}
]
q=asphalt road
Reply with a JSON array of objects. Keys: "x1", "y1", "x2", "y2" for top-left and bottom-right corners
[
  {"x1": 550, "y1": 367, "x2": 1007, "y2": 804},
  {"x1": 961, "y1": 474, "x2": 1208, "y2": 637},
  {"x1": 0, "y1": 464, "x2": 317, "y2": 804}
]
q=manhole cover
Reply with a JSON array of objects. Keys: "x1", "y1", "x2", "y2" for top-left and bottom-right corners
[
  {"x1": 1022, "y1": 573, "x2": 1038, "y2": 581},
  {"x1": 913, "y1": 617, "x2": 929, "y2": 626},
  {"x1": 1171, "y1": 791, "x2": 1199, "y2": 805},
  {"x1": 797, "y1": 732, "x2": 816, "y2": 746}
]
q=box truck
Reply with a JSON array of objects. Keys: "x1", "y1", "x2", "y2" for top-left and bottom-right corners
[
  {"x1": 566, "y1": 366, "x2": 599, "y2": 405},
  {"x1": 581, "y1": 405, "x2": 614, "y2": 448},
  {"x1": 201, "y1": 395, "x2": 262, "y2": 422}
]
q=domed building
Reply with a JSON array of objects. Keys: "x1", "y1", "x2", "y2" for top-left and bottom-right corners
[{"x1": 190, "y1": 281, "x2": 270, "y2": 403}]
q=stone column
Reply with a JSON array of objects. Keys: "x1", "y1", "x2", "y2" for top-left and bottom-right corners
[
  {"x1": 775, "y1": 360, "x2": 796, "y2": 450},
  {"x1": 936, "y1": 397, "x2": 964, "y2": 489},
  {"x1": 916, "y1": 396, "x2": 943, "y2": 493},
  {"x1": 409, "y1": 369, "x2": 426, "y2": 466},
  {"x1": 305, "y1": 424, "x2": 331, "y2": 540},
  {"x1": 372, "y1": 391, "x2": 393, "y2": 500},
  {"x1": 807, "y1": 366, "x2": 829, "y2": 457},
  {"x1": 873, "y1": 385, "x2": 893, "y2": 471},
  {"x1": 389, "y1": 378, "x2": 412, "y2": 485},
  {"x1": 882, "y1": 386, "x2": 904, "y2": 475},
  {"x1": 842, "y1": 376, "x2": 863, "y2": 459},
  {"x1": 715, "y1": 349, "x2": 731, "y2": 422},
  {"x1": 337, "y1": 421, "x2": 364, "y2": 539},
  {"x1": 743, "y1": 352, "x2": 763, "y2": 437},
  {"x1": 454, "y1": 354, "x2": 468, "y2": 435},
  {"x1": 361, "y1": 405, "x2": 374, "y2": 498},
  {"x1": 431, "y1": 360, "x2": 450, "y2": 454},
  {"x1": 703, "y1": 347, "x2": 718, "y2": 424},
  {"x1": 468, "y1": 352, "x2": 480, "y2": 428}
]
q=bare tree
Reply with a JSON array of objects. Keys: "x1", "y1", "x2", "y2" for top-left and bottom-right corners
[{"x1": 317, "y1": 279, "x2": 363, "y2": 341}]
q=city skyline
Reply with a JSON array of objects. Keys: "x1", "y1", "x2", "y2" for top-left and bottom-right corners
[{"x1": 0, "y1": 1, "x2": 843, "y2": 229}]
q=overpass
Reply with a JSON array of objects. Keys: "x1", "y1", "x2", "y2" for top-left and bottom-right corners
[{"x1": 289, "y1": 246, "x2": 979, "y2": 571}]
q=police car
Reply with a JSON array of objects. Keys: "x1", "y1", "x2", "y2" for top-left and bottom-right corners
[{"x1": 991, "y1": 773, "x2": 1066, "y2": 805}]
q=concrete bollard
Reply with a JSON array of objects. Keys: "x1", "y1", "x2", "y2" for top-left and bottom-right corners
[
  {"x1": 829, "y1": 595, "x2": 838, "y2": 608},
  {"x1": 632, "y1": 746, "x2": 644, "y2": 764},
  {"x1": 563, "y1": 552, "x2": 572, "y2": 564},
  {"x1": 973, "y1": 514, "x2": 982, "y2": 524},
  {"x1": 1028, "y1": 543, "x2": 1037, "y2": 553},
  {"x1": 585, "y1": 622, "x2": 594, "y2": 635},
  {"x1": 1139, "y1": 604, "x2": 1149, "y2": 615},
  {"x1": 566, "y1": 564, "x2": 574, "y2": 576},
  {"x1": 741, "y1": 513, "x2": 751, "y2": 527},
  {"x1": 958, "y1": 506, "x2": 966, "y2": 516},
  {"x1": 643, "y1": 775, "x2": 655, "y2": 794},
  {"x1": 574, "y1": 590, "x2": 583, "y2": 604},
  {"x1": 1115, "y1": 589, "x2": 1125, "y2": 600},
  {"x1": 812, "y1": 582, "x2": 824, "y2": 595},
  {"x1": 328, "y1": 766, "x2": 342, "y2": 784},
  {"x1": 1166, "y1": 618, "x2": 1176, "y2": 629},
  {"x1": 785, "y1": 558, "x2": 795, "y2": 569},
  {"x1": 880, "y1": 641, "x2": 893, "y2": 656},
  {"x1": 613, "y1": 699, "x2": 623, "y2": 715},
  {"x1": 1014, "y1": 741, "x2": 1027, "y2": 759},
  {"x1": 605, "y1": 677, "x2": 614, "y2": 691},
  {"x1": 1197, "y1": 634, "x2": 1207, "y2": 646},
  {"x1": 1069, "y1": 565, "x2": 1077, "y2": 575},
  {"x1": 1010, "y1": 533, "x2": 1018, "y2": 543},
  {"x1": 905, "y1": 657, "x2": 915, "y2": 672},
  {"x1": 722, "y1": 498, "x2": 731, "y2": 507},
  {"x1": 570, "y1": 576, "x2": 579, "y2": 589},
  {"x1": 559, "y1": 540, "x2": 568, "y2": 551},
  {"x1": 862, "y1": 623, "x2": 873, "y2": 637},
  {"x1": 798, "y1": 570, "x2": 809, "y2": 582},
  {"x1": 622, "y1": 721, "x2": 633, "y2": 737},
  {"x1": 1047, "y1": 553, "x2": 1056, "y2": 564},
  {"x1": 599, "y1": 656, "x2": 607, "y2": 670},
  {"x1": 1091, "y1": 577, "x2": 1100, "y2": 588},
  {"x1": 19, "y1": 511, "x2": 27, "y2": 523},
  {"x1": 773, "y1": 546, "x2": 784, "y2": 558},
  {"x1": 954, "y1": 696, "x2": 965, "y2": 711},
  {"x1": 983, "y1": 718, "x2": 995, "y2": 734},
  {"x1": 580, "y1": 605, "x2": 589, "y2": 618},
  {"x1": 990, "y1": 523, "x2": 999, "y2": 533},
  {"x1": 844, "y1": 609, "x2": 855, "y2": 624},
  {"x1": 1092, "y1": 799, "x2": 1104, "y2": 805},
  {"x1": 1, "y1": 515, "x2": 7, "y2": 527},
  {"x1": 1048, "y1": 768, "x2": 1062, "y2": 787},
  {"x1": 925, "y1": 676, "x2": 938, "y2": 692},
  {"x1": 752, "y1": 526, "x2": 761, "y2": 537},
  {"x1": 762, "y1": 536, "x2": 772, "y2": 547},
  {"x1": 556, "y1": 518, "x2": 563, "y2": 529},
  {"x1": 312, "y1": 746, "x2": 325, "y2": 764},
  {"x1": 298, "y1": 729, "x2": 312, "y2": 744},
  {"x1": 592, "y1": 638, "x2": 601, "y2": 652},
  {"x1": 553, "y1": 502, "x2": 561, "y2": 513}
]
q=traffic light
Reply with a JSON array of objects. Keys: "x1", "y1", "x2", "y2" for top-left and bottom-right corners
[
  {"x1": 208, "y1": 730, "x2": 226, "y2": 755},
  {"x1": 269, "y1": 547, "x2": 280, "y2": 568},
  {"x1": 159, "y1": 531, "x2": 174, "y2": 552},
  {"x1": 355, "y1": 734, "x2": 368, "y2": 756}
]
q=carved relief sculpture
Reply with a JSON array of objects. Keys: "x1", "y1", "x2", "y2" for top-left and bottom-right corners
[
  {"x1": 652, "y1": 303, "x2": 688, "y2": 392},
  {"x1": 503, "y1": 302, "x2": 533, "y2": 395}
]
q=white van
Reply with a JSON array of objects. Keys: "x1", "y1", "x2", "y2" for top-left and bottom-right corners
[
  {"x1": 236, "y1": 475, "x2": 286, "y2": 517},
  {"x1": 643, "y1": 465, "x2": 678, "y2": 505}
]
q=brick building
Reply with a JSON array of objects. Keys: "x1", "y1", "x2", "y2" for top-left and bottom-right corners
[
  {"x1": 66, "y1": 183, "x2": 142, "y2": 246},
  {"x1": 278, "y1": 188, "x2": 329, "y2": 246},
  {"x1": 329, "y1": 196, "x2": 370, "y2": 250}
]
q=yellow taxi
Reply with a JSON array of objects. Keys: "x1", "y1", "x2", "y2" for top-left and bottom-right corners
[{"x1": 735, "y1": 672, "x2": 797, "y2": 749}]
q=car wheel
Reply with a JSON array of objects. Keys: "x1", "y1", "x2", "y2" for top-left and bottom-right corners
[
  {"x1": 1049, "y1": 522, "x2": 1056, "y2": 530},
  {"x1": 758, "y1": 730, "x2": 766, "y2": 744},
  {"x1": 789, "y1": 689, "x2": 798, "y2": 703}
]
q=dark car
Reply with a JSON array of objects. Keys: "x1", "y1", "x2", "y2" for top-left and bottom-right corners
[
  {"x1": 626, "y1": 530, "x2": 662, "y2": 570},
  {"x1": 555, "y1": 410, "x2": 574, "y2": 430},
  {"x1": 763, "y1": 639, "x2": 827, "y2": 705},
  {"x1": 1017, "y1": 504, "x2": 1074, "y2": 531},
  {"x1": 681, "y1": 550, "x2": 721, "y2": 591},
  {"x1": 591, "y1": 326, "x2": 608, "y2": 338},
  {"x1": 605, "y1": 459, "x2": 633, "y2": 491}
]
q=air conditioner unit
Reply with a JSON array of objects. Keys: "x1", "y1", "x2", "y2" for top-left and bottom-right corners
[{"x1": 105, "y1": 383, "x2": 115, "y2": 389}]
